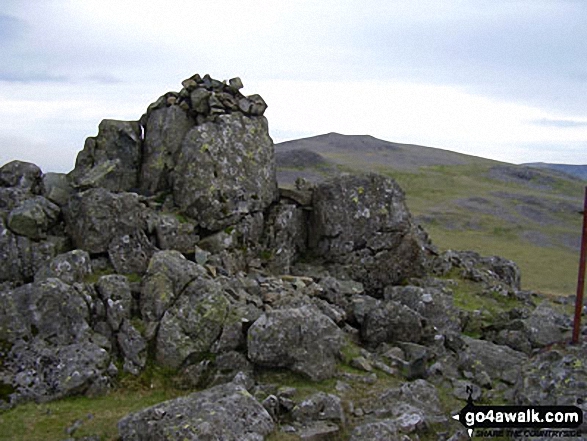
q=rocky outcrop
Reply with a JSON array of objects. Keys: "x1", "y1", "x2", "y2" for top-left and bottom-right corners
[
  {"x1": 248, "y1": 306, "x2": 343, "y2": 380},
  {"x1": 69, "y1": 120, "x2": 142, "y2": 192},
  {"x1": 117, "y1": 382, "x2": 275, "y2": 441},
  {"x1": 309, "y1": 173, "x2": 430, "y2": 295},
  {"x1": 0, "y1": 72, "x2": 582, "y2": 441}
]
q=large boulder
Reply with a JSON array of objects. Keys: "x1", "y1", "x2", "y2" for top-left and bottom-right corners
[
  {"x1": 0, "y1": 278, "x2": 90, "y2": 346},
  {"x1": 34, "y1": 249, "x2": 92, "y2": 285},
  {"x1": 459, "y1": 336, "x2": 527, "y2": 384},
  {"x1": 248, "y1": 306, "x2": 343, "y2": 381},
  {"x1": 7, "y1": 196, "x2": 60, "y2": 240},
  {"x1": 64, "y1": 188, "x2": 145, "y2": 254},
  {"x1": 171, "y1": 113, "x2": 278, "y2": 230},
  {"x1": 69, "y1": 119, "x2": 142, "y2": 192},
  {"x1": 0, "y1": 160, "x2": 43, "y2": 194},
  {"x1": 156, "y1": 278, "x2": 230, "y2": 369},
  {"x1": 140, "y1": 106, "x2": 195, "y2": 194},
  {"x1": 0, "y1": 217, "x2": 61, "y2": 283},
  {"x1": 3, "y1": 338, "x2": 110, "y2": 404},
  {"x1": 118, "y1": 382, "x2": 275, "y2": 441},
  {"x1": 353, "y1": 295, "x2": 424, "y2": 346},
  {"x1": 140, "y1": 251, "x2": 207, "y2": 324},
  {"x1": 309, "y1": 173, "x2": 429, "y2": 294}
]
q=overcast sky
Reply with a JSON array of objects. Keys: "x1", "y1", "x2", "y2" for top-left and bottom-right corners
[{"x1": 1, "y1": 0, "x2": 586, "y2": 172}]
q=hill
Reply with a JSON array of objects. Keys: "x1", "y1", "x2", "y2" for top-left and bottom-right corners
[
  {"x1": 276, "y1": 133, "x2": 585, "y2": 296},
  {"x1": 523, "y1": 162, "x2": 587, "y2": 181}
]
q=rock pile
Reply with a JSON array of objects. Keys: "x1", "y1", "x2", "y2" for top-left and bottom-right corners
[{"x1": 0, "y1": 73, "x2": 582, "y2": 440}]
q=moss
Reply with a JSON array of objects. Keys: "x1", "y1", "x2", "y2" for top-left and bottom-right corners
[
  {"x1": 83, "y1": 268, "x2": 115, "y2": 284},
  {"x1": 123, "y1": 273, "x2": 142, "y2": 284}
]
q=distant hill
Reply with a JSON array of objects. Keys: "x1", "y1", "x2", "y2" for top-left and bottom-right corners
[
  {"x1": 275, "y1": 133, "x2": 585, "y2": 296},
  {"x1": 523, "y1": 162, "x2": 587, "y2": 181}
]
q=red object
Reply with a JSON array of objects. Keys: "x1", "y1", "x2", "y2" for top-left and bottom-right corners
[{"x1": 572, "y1": 186, "x2": 587, "y2": 344}]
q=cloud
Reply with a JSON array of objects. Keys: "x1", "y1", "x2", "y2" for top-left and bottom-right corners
[{"x1": 530, "y1": 119, "x2": 587, "y2": 128}]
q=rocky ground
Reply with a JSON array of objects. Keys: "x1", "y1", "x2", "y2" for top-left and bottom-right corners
[{"x1": 0, "y1": 74, "x2": 586, "y2": 440}]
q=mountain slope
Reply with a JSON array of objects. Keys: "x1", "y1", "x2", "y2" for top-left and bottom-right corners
[
  {"x1": 523, "y1": 162, "x2": 587, "y2": 181},
  {"x1": 275, "y1": 133, "x2": 585, "y2": 296}
]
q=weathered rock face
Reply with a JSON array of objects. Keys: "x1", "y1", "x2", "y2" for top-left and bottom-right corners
[
  {"x1": 118, "y1": 382, "x2": 275, "y2": 441},
  {"x1": 171, "y1": 113, "x2": 278, "y2": 230},
  {"x1": 248, "y1": 306, "x2": 343, "y2": 380},
  {"x1": 64, "y1": 188, "x2": 145, "y2": 254},
  {"x1": 69, "y1": 119, "x2": 142, "y2": 192},
  {"x1": 7, "y1": 196, "x2": 60, "y2": 240},
  {"x1": 140, "y1": 106, "x2": 194, "y2": 194},
  {"x1": 0, "y1": 160, "x2": 43, "y2": 194},
  {"x1": 309, "y1": 173, "x2": 429, "y2": 294},
  {"x1": 34, "y1": 249, "x2": 92, "y2": 285}
]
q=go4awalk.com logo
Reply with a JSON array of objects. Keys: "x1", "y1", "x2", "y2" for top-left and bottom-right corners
[{"x1": 452, "y1": 388, "x2": 583, "y2": 438}]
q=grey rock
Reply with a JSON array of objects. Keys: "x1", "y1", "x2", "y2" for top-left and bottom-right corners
[
  {"x1": 262, "y1": 203, "x2": 307, "y2": 274},
  {"x1": 64, "y1": 188, "x2": 145, "y2": 254},
  {"x1": 7, "y1": 196, "x2": 60, "y2": 240},
  {"x1": 0, "y1": 217, "x2": 61, "y2": 283},
  {"x1": 0, "y1": 187, "x2": 31, "y2": 217},
  {"x1": 140, "y1": 251, "x2": 206, "y2": 324},
  {"x1": 0, "y1": 160, "x2": 43, "y2": 193},
  {"x1": 353, "y1": 296, "x2": 423, "y2": 346},
  {"x1": 42, "y1": 172, "x2": 74, "y2": 206},
  {"x1": 107, "y1": 229, "x2": 156, "y2": 275},
  {"x1": 140, "y1": 106, "x2": 195, "y2": 194},
  {"x1": 460, "y1": 336, "x2": 527, "y2": 384},
  {"x1": 152, "y1": 213, "x2": 199, "y2": 254},
  {"x1": 96, "y1": 275, "x2": 132, "y2": 331},
  {"x1": 69, "y1": 119, "x2": 142, "y2": 192},
  {"x1": 35, "y1": 249, "x2": 92, "y2": 285},
  {"x1": 118, "y1": 320, "x2": 147, "y2": 375},
  {"x1": 229, "y1": 77, "x2": 243, "y2": 90},
  {"x1": 155, "y1": 278, "x2": 229, "y2": 369},
  {"x1": 248, "y1": 306, "x2": 343, "y2": 381},
  {"x1": 298, "y1": 422, "x2": 340, "y2": 441},
  {"x1": 0, "y1": 278, "x2": 90, "y2": 345},
  {"x1": 385, "y1": 285, "x2": 461, "y2": 333},
  {"x1": 349, "y1": 420, "x2": 398, "y2": 441},
  {"x1": 171, "y1": 113, "x2": 278, "y2": 230},
  {"x1": 5, "y1": 338, "x2": 110, "y2": 403},
  {"x1": 117, "y1": 382, "x2": 275, "y2": 441},
  {"x1": 309, "y1": 174, "x2": 429, "y2": 294},
  {"x1": 291, "y1": 392, "x2": 345, "y2": 424}
]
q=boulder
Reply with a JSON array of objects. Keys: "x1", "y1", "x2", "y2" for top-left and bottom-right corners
[
  {"x1": 140, "y1": 106, "x2": 195, "y2": 194},
  {"x1": 0, "y1": 160, "x2": 43, "y2": 193},
  {"x1": 34, "y1": 249, "x2": 92, "y2": 285},
  {"x1": 69, "y1": 119, "x2": 142, "y2": 192},
  {"x1": 171, "y1": 113, "x2": 278, "y2": 230},
  {"x1": 459, "y1": 336, "x2": 527, "y2": 384},
  {"x1": 353, "y1": 295, "x2": 424, "y2": 346},
  {"x1": 0, "y1": 278, "x2": 90, "y2": 346},
  {"x1": 4, "y1": 338, "x2": 111, "y2": 404},
  {"x1": 291, "y1": 392, "x2": 345, "y2": 425},
  {"x1": 117, "y1": 382, "x2": 275, "y2": 441},
  {"x1": 42, "y1": 172, "x2": 74, "y2": 206},
  {"x1": 96, "y1": 275, "x2": 132, "y2": 332},
  {"x1": 384, "y1": 285, "x2": 461, "y2": 333},
  {"x1": 117, "y1": 320, "x2": 147, "y2": 375},
  {"x1": 262, "y1": 202, "x2": 308, "y2": 274},
  {"x1": 151, "y1": 213, "x2": 199, "y2": 254},
  {"x1": 7, "y1": 196, "x2": 60, "y2": 240},
  {"x1": 64, "y1": 188, "x2": 145, "y2": 254},
  {"x1": 107, "y1": 229, "x2": 157, "y2": 275},
  {"x1": 155, "y1": 278, "x2": 229, "y2": 369},
  {"x1": 248, "y1": 306, "x2": 343, "y2": 381},
  {"x1": 140, "y1": 251, "x2": 207, "y2": 324},
  {"x1": 0, "y1": 217, "x2": 61, "y2": 283},
  {"x1": 349, "y1": 420, "x2": 398, "y2": 441},
  {"x1": 309, "y1": 174, "x2": 429, "y2": 294}
]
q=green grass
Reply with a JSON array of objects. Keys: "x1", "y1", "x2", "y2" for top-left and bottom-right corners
[
  {"x1": 0, "y1": 389, "x2": 182, "y2": 441},
  {"x1": 0, "y1": 364, "x2": 186, "y2": 441}
]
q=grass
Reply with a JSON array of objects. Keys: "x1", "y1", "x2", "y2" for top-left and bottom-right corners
[{"x1": 0, "y1": 364, "x2": 186, "y2": 441}]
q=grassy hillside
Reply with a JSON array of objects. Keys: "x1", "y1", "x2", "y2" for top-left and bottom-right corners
[{"x1": 276, "y1": 133, "x2": 585, "y2": 296}]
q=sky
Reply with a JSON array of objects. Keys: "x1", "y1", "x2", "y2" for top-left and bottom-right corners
[{"x1": 0, "y1": 0, "x2": 586, "y2": 173}]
